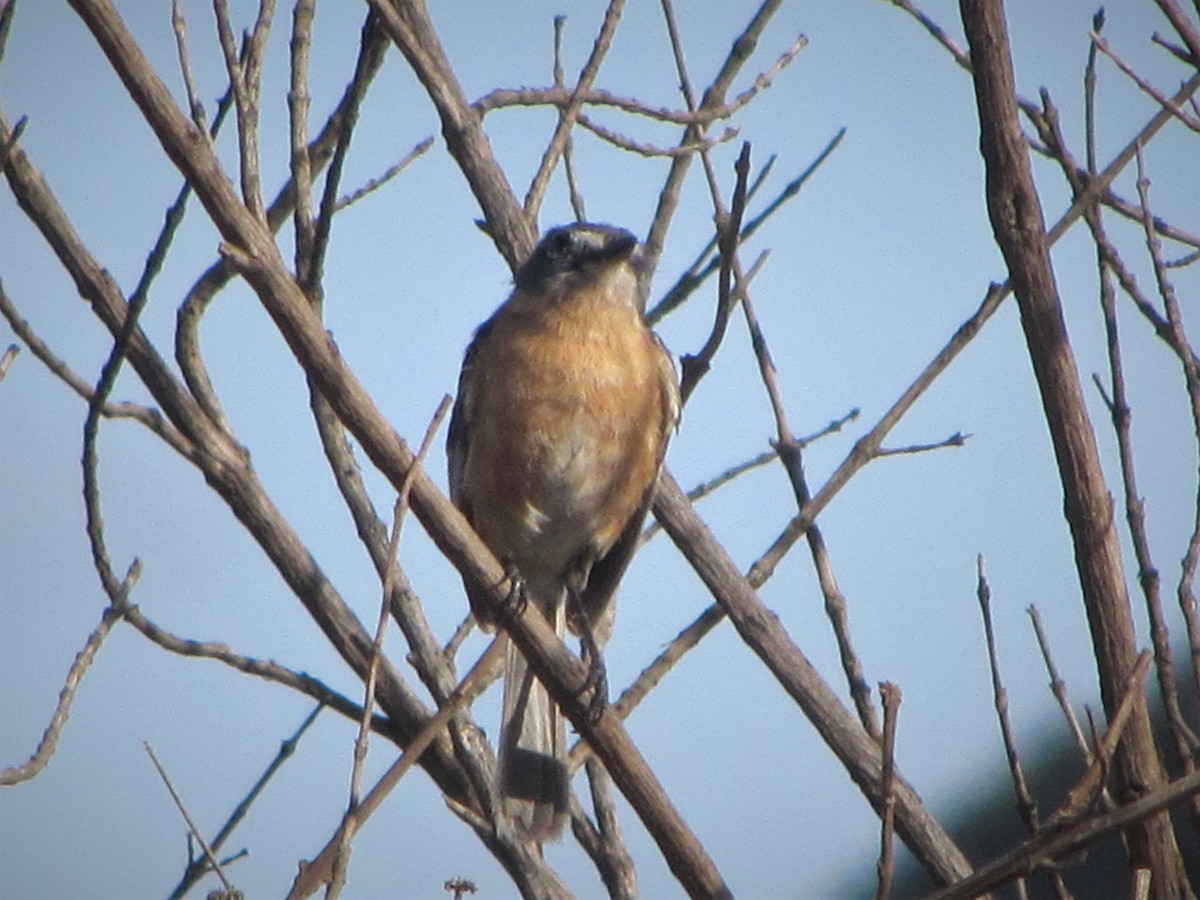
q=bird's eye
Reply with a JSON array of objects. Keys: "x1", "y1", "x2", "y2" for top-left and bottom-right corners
[{"x1": 547, "y1": 230, "x2": 574, "y2": 258}]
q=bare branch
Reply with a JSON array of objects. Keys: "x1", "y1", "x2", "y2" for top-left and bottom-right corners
[
  {"x1": 888, "y1": 0, "x2": 1200, "y2": 251},
  {"x1": 120, "y1": 602, "x2": 394, "y2": 739},
  {"x1": 0, "y1": 341, "x2": 18, "y2": 382},
  {"x1": 1052, "y1": 652, "x2": 1154, "y2": 826},
  {"x1": 335, "y1": 136, "x2": 433, "y2": 212},
  {"x1": 649, "y1": 127, "x2": 843, "y2": 323},
  {"x1": 960, "y1": 3, "x2": 1185, "y2": 887},
  {"x1": 1027, "y1": 605, "x2": 1093, "y2": 764},
  {"x1": 748, "y1": 67, "x2": 1200, "y2": 588},
  {"x1": 287, "y1": 639, "x2": 509, "y2": 900},
  {"x1": 0, "y1": 561, "x2": 139, "y2": 786},
  {"x1": 876, "y1": 432, "x2": 969, "y2": 457},
  {"x1": 875, "y1": 682, "x2": 902, "y2": 900},
  {"x1": 644, "y1": 0, "x2": 787, "y2": 274},
  {"x1": 552, "y1": 17, "x2": 587, "y2": 223},
  {"x1": 584, "y1": 757, "x2": 639, "y2": 899},
  {"x1": 976, "y1": 557, "x2": 1039, "y2": 831},
  {"x1": 930, "y1": 764, "x2": 1200, "y2": 900},
  {"x1": 144, "y1": 741, "x2": 237, "y2": 895},
  {"x1": 365, "y1": 0, "x2": 535, "y2": 269},
  {"x1": 168, "y1": 705, "x2": 322, "y2": 900},
  {"x1": 330, "y1": 395, "x2": 451, "y2": 899},
  {"x1": 1092, "y1": 32, "x2": 1200, "y2": 133},
  {"x1": 288, "y1": 0, "x2": 317, "y2": 284},
  {"x1": 653, "y1": 472, "x2": 975, "y2": 884},
  {"x1": 0, "y1": 282, "x2": 194, "y2": 456},
  {"x1": 170, "y1": 0, "x2": 210, "y2": 131},
  {"x1": 524, "y1": 0, "x2": 624, "y2": 221},
  {"x1": 1134, "y1": 149, "x2": 1200, "y2": 724}
]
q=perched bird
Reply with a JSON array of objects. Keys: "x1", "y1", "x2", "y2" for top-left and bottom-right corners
[{"x1": 447, "y1": 222, "x2": 680, "y2": 842}]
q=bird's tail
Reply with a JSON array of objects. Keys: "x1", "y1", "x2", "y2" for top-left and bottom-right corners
[{"x1": 498, "y1": 599, "x2": 569, "y2": 842}]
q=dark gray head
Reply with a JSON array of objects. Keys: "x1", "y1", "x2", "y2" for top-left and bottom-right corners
[{"x1": 514, "y1": 223, "x2": 641, "y2": 294}]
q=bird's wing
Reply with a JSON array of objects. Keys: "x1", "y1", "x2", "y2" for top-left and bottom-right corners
[
  {"x1": 580, "y1": 333, "x2": 680, "y2": 636},
  {"x1": 447, "y1": 315, "x2": 500, "y2": 625}
]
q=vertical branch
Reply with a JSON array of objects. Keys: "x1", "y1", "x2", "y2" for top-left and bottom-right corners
[
  {"x1": 976, "y1": 558, "x2": 1038, "y2": 831},
  {"x1": 583, "y1": 756, "x2": 639, "y2": 900},
  {"x1": 1037, "y1": 35, "x2": 1200, "y2": 774},
  {"x1": 212, "y1": 0, "x2": 272, "y2": 221},
  {"x1": 643, "y1": 0, "x2": 783, "y2": 274},
  {"x1": 1133, "y1": 148, "x2": 1200, "y2": 719},
  {"x1": 875, "y1": 682, "x2": 901, "y2": 900},
  {"x1": 959, "y1": 3, "x2": 1188, "y2": 895},
  {"x1": 327, "y1": 397, "x2": 451, "y2": 898},
  {"x1": 288, "y1": 0, "x2": 316, "y2": 283},
  {"x1": 524, "y1": 0, "x2": 624, "y2": 221},
  {"x1": 310, "y1": 13, "x2": 389, "y2": 294},
  {"x1": 552, "y1": 16, "x2": 587, "y2": 223}
]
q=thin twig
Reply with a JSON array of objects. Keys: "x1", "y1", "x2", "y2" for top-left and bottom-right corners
[
  {"x1": 888, "y1": 0, "x2": 1200, "y2": 251},
  {"x1": 584, "y1": 756, "x2": 639, "y2": 899},
  {"x1": 876, "y1": 682, "x2": 902, "y2": 900},
  {"x1": 748, "y1": 68, "x2": 1200, "y2": 587},
  {"x1": 1051, "y1": 651, "x2": 1154, "y2": 826},
  {"x1": 120, "y1": 602, "x2": 394, "y2": 739},
  {"x1": 1083, "y1": 133, "x2": 1200, "y2": 772},
  {"x1": 334, "y1": 136, "x2": 434, "y2": 212},
  {"x1": 568, "y1": 602, "x2": 725, "y2": 770},
  {"x1": 0, "y1": 342, "x2": 18, "y2": 382},
  {"x1": 212, "y1": 0, "x2": 266, "y2": 220},
  {"x1": 678, "y1": 143, "x2": 753, "y2": 405},
  {"x1": 144, "y1": 741, "x2": 235, "y2": 894},
  {"x1": 553, "y1": 16, "x2": 587, "y2": 223},
  {"x1": 976, "y1": 557, "x2": 1039, "y2": 831},
  {"x1": 330, "y1": 396, "x2": 452, "y2": 898},
  {"x1": 1027, "y1": 605, "x2": 1092, "y2": 764},
  {"x1": 643, "y1": 0, "x2": 786, "y2": 276},
  {"x1": 641, "y1": 409, "x2": 859, "y2": 542},
  {"x1": 0, "y1": 561, "x2": 140, "y2": 786},
  {"x1": 651, "y1": 128, "x2": 842, "y2": 324},
  {"x1": 309, "y1": 12, "x2": 389, "y2": 295},
  {"x1": 929, "y1": 763, "x2": 1200, "y2": 900},
  {"x1": 1134, "y1": 148, "x2": 1200, "y2": 725},
  {"x1": 288, "y1": 0, "x2": 317, "y2": 285},
  {"x1": 286, "y1": 638, "x2": 508, "y2": 900},
  {"x1": 876, "y1": 432, "x2": 969, "y2": 457},
  {"x1": 168, "y1": 705, "x2": 322, "y2": 899},
  {"x1": 524, "y1": 0, "x2": 624, "y2": 221},
  {"x1": 1092, "y1": 32, "x2": 1200, "y2": 133},
  {"x1": 581, "y1": 114, "x2": 737, "y2": 157},
  {"x1": 171, "y1": 0, "x2": 209, "y2": 131}
]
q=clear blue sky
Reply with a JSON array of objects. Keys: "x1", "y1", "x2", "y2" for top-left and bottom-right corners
[{"x1": 2, "y1": 1, "x2": 1197, "y2": 897}]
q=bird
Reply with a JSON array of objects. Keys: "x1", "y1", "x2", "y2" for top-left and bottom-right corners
[{"x1": 447, "y1": 222, "x2": 680, "y2": 842}]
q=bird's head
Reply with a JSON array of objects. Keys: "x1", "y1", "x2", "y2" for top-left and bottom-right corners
[{"x1": 514, "y1": 223, "x2": 645, "y2": 308}]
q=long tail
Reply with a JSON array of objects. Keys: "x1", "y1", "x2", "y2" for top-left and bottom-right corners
[{"x1": 498, "y1": 600, "x2": 569, "y2": 842}]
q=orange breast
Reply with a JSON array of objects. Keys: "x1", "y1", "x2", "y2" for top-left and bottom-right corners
[{"x1": 464, "y1": 296, "x2": 669, "y2": 585}]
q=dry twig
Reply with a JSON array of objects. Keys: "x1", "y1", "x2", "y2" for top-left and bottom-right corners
[
  {"x1": 144, "y1": 741, "x2": 237, "y2": 896},
  {"x1": 0, "y1": 561, "x2": 140, "y2": 786},
  {"x1": 876, "y1": 682, "x2": 902, "y2": 900}
]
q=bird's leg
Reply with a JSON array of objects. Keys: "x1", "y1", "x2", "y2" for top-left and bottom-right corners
[
  {"x1": 565, "y1": 578, "x2": 608, "y2": 724},
  {"x1": 497, "y1": 564, "x2": 529, "y2": 623}
]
